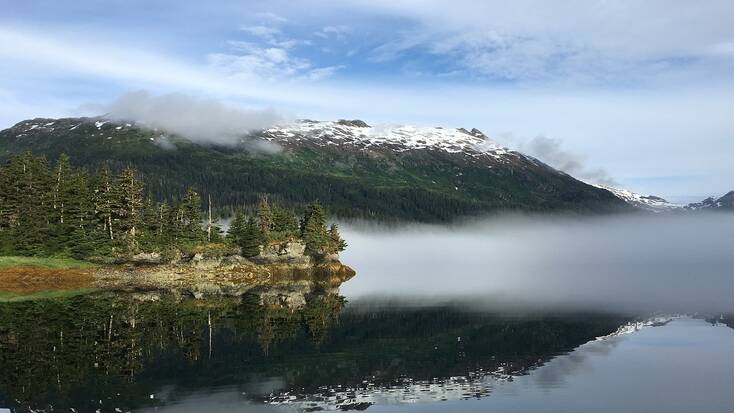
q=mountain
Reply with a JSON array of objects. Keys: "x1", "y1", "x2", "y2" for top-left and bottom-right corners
[
  {"x1": 593, "y1": 184, "x2": 683, "y2": 213},
  {"x1": 686, "y1": 191, "x2": 734, "y2": 211},
  {"x1": 593, "y1": 183, "x2": 734, "y2": 213},
  {"x1": 0, "y1": 116, "x2": 628, "y2": 221}
]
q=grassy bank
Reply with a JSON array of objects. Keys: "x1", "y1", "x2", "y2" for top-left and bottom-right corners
[{"x1": 0, "y1": 256, "x2": 96, "y2": 269}]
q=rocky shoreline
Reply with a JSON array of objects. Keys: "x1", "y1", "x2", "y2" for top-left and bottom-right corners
[
  {"x1": 95, "y1": 257, "x2": 355, "y2": 300},
  {"x1": 0, "y1": 241, "x2": 356, "y2": 301}
]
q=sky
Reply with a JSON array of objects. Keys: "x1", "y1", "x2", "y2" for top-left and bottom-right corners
[{"x1": 1, "y1": 0, "x2": 733, "y2": 200}]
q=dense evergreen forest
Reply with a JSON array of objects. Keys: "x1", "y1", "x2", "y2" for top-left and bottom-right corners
[
  {"x1": 0, "y1": 152, "x2": 346, "y2": 261},
  {"x1": 0, "y1": 117, "x2": 629, "y2": 222}
]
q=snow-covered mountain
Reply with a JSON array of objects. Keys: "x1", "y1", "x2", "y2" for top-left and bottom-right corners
[
  {"x1": 593, "y1": 184, "x2": 683, "y2": 213},
  {"x1": 262, "y1": 119, "x2": 517, "y2": 160},
  {"x1": 0, "y1": 116, "x2": 631, "y2": 220},
  {"x1": 685, "y1": 191, "x2": 734, "y2": 210},
  {"x1": 593, "y1": 183, "x2": 734, "y2": 213}
]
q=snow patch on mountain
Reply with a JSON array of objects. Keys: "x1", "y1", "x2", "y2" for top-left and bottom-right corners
[
  {"x1": 686, "y1": 191, "x2": 734, "y2": 210},
  {"x1": 594, "y1": 184, "x2": 682, "y2": 212},
  {"x1": 262, "y1": 119, "x2": 514, "y2": 159},
  {"x1": 595, "y1": 316, "x2": 678, "y2": 341}
]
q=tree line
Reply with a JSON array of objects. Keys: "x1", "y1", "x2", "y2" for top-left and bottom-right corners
[{"x1": 0, "y1": 152, "x2": 346, "y2": 260}]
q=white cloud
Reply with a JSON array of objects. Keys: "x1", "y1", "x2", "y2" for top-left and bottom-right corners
[
  {"x1": 208, "y1": 42, "x2": 312, "y2": 79},
  {"x1": 98, "y1": 91, "x2": 285, "y2": 147},
  {"x1": 315, "y1": 25, "x2": 351, "y2": 40},
  {"x1": 1, "y1": 15, "x2": 733, "y2": 198},
  {"x1": 241, "y1": 25, "x2": 282, "y2": 40},
  {"x1": 254, "y1": 12, "x2": 288, "y2": 24},
  {"x1": 336, "y1": 0, "x2": 734, "y2": 83},
  {"x1": 515, "y1": 134, "x2": 618, "y2": 186},
  {"x1": 306, "y1": 65, "x2": 345, "y2": 80}
]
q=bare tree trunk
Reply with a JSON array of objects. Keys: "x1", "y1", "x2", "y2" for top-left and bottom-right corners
[
  {"x1": 208, "y1": 311, "x2": 213, "y2": 359},
  {"x1": 207, "y1": 194, "x2": 212, "y2": 242},
  {"x1": 159, "y1": 204, "x2": 164, "y2": 237},
  {"x1": 108, "y1": 314, "x2": 114, "y2": 342},
  {"x1": 54, "y1": 163, "x2": 61, "y2": 210}
]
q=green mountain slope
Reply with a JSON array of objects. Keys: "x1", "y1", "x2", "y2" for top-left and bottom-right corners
[{"x1": 0, "y1": 117, "x2": 628, "y2": 221}]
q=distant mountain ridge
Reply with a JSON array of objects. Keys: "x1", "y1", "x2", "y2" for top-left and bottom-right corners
[
  {"x1": 685, "y1": 191, "x2": 734, "y2": 210},
  {"x1": 1, "y1": 116, "x2": 629, "y2": 221},
  {"x1": 593, "y1": 184, "x2": 683, "y2": 213},
  {"x1": 595, "y1": 184, "x2": 734, "y2": 212}
]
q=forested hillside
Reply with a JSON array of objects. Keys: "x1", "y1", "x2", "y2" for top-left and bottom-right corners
[
  {"x1": 0, "y1": 117, "x2": 629, "y2": 221},
  {"x1": 0, "y1": 152, "x2": 345, "y2": 260}
]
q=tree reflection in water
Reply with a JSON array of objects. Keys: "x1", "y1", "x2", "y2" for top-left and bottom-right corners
[{"x1": 0, "y1": 287, "x2": 629, "y2": 412}]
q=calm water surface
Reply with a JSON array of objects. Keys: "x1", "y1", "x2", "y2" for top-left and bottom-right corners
[{"x1": 1, "y1": 289, "x2": 733, "y2": 412}]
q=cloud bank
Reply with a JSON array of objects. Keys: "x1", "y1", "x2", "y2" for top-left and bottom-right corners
[
  {"x1": 101, "y1": 91, "x2": 285, "y2": 146},
  {"x1": 495, "y1": 133, "x2": 617, "y2": 186},
  {"x1": 340, "y1": 213, "x2": 734, "y2": 313}
]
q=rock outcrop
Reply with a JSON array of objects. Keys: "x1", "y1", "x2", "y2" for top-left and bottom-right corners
[{"x1": 252, "y1": 241, "x2": 311, "y2": 265}]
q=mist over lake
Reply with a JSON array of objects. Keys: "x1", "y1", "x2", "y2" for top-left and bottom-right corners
[{"x1": 341, "y1": 212, "x2": 734, "y2": 313}]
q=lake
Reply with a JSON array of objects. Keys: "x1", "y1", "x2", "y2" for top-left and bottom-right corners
[
  {"x1": 1, "y1": 290, "x2": 733, "y2": 412},
  {"x1": 2, "y1": 215, "x2": 734, "y2": 412}
]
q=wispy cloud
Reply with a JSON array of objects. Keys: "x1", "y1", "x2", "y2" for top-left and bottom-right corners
[
  {"x1": 315, "y1": 25, "x2": 351, "y2": 40},
  {"x1": 348, "y1": 0, "x2": 734, "y2": 84},
  {"x1": 94, "y1": 90, "x2": 285, "y2": 148},
  {"x1": 1, "y1": 3, "x2": 734, "y2": 197},
  {"x1": 492, "y1": 132, "x2": 617, "y2": 186}
]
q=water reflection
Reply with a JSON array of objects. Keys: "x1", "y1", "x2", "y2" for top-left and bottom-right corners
[{"x1": 0, "y1": 286, "x2": 635, "y2": 412}]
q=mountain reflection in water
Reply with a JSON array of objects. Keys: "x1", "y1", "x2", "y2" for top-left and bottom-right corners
[{"x1": 0, "y1": 286, "x2": 635, "y2": 413}]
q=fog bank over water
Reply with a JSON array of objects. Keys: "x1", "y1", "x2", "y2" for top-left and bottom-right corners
[{"x1": 339, "y1": 213, "x2": 734, "y2": 313}]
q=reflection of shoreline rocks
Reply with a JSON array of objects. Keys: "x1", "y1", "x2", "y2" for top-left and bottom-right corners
[
  {"x1": 95, "y1": 257, "x2": 355, "y2": 300},
  {"x1": 0, "y1": 241, "x2": 355, "y2": 300},
  {"x1": 266, "y1": 367, "x2": 518, "y2": 410}
]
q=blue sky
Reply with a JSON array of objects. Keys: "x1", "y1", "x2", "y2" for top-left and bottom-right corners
[{"x1": 1, "y1": 0, "x2": 733, "y2": 200}]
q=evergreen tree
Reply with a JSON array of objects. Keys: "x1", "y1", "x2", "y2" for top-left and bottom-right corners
[
  {"x1": 139, "y1": 197, "x2": 161, "y2": 249},
  {"x1": 65, "y1": 171, "x2": 93, "y2": 229},
  {"x1": 55, "y1": 170, "x2": 92, "y2": 254},
  {"x1": 301, "y1": 202, "x2": 329, "y2": 256},
  {"x1": 115, "y1": 167, "x2": 144, "y2": 247},
  {"x1": 227, "y1": 209, "x2": 247, "y2": 246},
  {"x1": 155, "y1": 202, "x2": 170, "y2": 241},
  {"x1": 272, "y1": 206, "x2": 299, "y2": 240},
  {"x1": 240, "y1": 217, "x2": 262, "y2": 257},
  {"x1": 165, "y1": 202, "x2": 184, "y2": 242},
  {"x1": 12, "y1": 153, "x2": 53, "y2": 255},
  {"x1": 93, "y1": 166, "x2": 116, "y2": 241},
  {"x1": 181, "y1": 188, "x2": 204, "y2": 242},
  {"x1": 257, "y1": 196, "x2": 272, "y2": 238},
  {"x1": 327, "y1": 223, "x2": 347, "y2": 253},
  {"x1": 51, "y1": 154, "x2": 71, "y2": 224}
]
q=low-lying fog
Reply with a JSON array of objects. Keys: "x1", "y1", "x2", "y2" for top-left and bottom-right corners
[{"x1": 339, "y1": 213, "x2": 734, "y2": 314}]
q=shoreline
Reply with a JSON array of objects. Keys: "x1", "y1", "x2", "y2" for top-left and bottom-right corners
[{"x1": 0, "y1": 255, "x2": 355, "y2": 299}]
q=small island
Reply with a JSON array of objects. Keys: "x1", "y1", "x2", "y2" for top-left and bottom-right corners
[{"x1": 0, "y1": 152, "x2": 355, "y2": 299}]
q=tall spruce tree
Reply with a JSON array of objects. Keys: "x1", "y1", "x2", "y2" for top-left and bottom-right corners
[
  {"x1": 13, "y1": 153, "x2": 52, "y2": 255},
  {"x1": 181, "y1": 188, "x2": 204, "y2": 242},
  {"x1": 115, "y1": 167, "x2": 144, "y2": 246},
  {"x1": 227, "y1": 209, "x2": 247, "y2": 246},
  {"x1": 272, "y1": 206, "x2": 299, "y2": 240},
  {"x1": 51, "y1": 154, "x2": 71, "y2": 224},
  {"x1": 301, "y1": 202, "x2": 329, "y2": 256},
  {"x1": 327, "y1": 223, "x2": 347, "y2": 253},
  {"x1": 257, "y1": 197, "x2": 273, "y2": 239},
  {"x1": 93, "y1": 166, "x2": 116, "y2": 241},
  {"x1": 240, "y1": 217, "x2": 262, "y2": 257}
]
